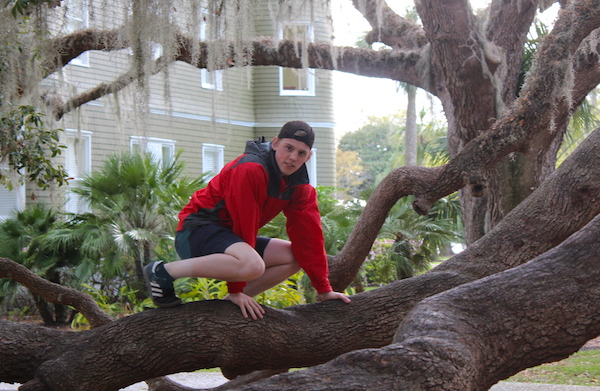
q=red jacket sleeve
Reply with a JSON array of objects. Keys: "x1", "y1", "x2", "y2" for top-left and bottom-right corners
[
  {"x1": 222, "y1": 162, "x2": 269, "y2": 293},
  {"x1": 284, "y1": 185, "x2": 333, "y2": 294}
]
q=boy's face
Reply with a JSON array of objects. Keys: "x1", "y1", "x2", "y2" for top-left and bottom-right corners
[{"x1": 271, "y1": 137, "x2": 312, "y2": 176}]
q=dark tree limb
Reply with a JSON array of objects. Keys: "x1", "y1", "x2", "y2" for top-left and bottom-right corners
[
  {"x1": 38, "y1": 0, "x2": 600, "y2": 128},
  {"x1": 416, "y1": 0, "x2": 499, "y2": 138},
  {"x1": 0, "y1": 258, "x2": 113, "y2": 328},
  {"x1": 45, "y1": 32, "x2": 431, "y2": 119},
  {"x1": 350, "y1": 0, "x2": 428, "y2": 49}
]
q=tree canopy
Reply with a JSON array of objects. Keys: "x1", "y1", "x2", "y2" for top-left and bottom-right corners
[{"x1": 1, "y1": 0, "x2": 600, "y2": 390}]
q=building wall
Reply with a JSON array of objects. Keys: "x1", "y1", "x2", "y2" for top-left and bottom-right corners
[{"x1": 1, "y1": 0, "x2": 337, "y2": 219}]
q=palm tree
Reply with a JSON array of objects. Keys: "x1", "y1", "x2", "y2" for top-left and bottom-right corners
[
  {"x1": 0, "y1": 203, "x2": 81, "y2": 324},
  {"x1": 368, "y1": 195, "x2": 463, "y2": 284},
  {"x1": 70, "y1": 150, "x2": 207, "y2": 293},
  {"x1": 557, "y1": 93, "x2": 599, "y2": 166},
  {"x1": 403, "y1": 83, "x2": 418, "y2": 166}
]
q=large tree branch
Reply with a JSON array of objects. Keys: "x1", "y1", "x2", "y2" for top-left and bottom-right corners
[
  {"x1": 43, "y1": 29, "x2": 431, "y2": 119},
  {"x1": 416, "y1": 0, "x2": 498, "y2": 137},
  {"x1": 350, "y1": 0, "x2": 427, "y2": 49}
]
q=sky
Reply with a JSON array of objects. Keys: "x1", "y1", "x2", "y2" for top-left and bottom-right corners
[
  {"x1": 331, "y1": 0, "x2": 407, "y2": 139},
  {"x1": 330, "y1": 0, "x2": 559, "y2": 140}
]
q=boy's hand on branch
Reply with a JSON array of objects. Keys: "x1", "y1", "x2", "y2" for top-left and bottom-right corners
[
  {"x1": 224, "y1": 292, "x2": 265, "y2": 320},
  {"x1": 316, "y1": 291, "x2": 351, "y2": 303}
]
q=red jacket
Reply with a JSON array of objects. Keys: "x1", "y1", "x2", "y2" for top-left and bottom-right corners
[{"x1": 178, "y1": 140, "x2": 332, "y2": 294}]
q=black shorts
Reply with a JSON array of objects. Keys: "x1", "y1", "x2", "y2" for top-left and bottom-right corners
[{"x1": 175, "y1": 224, "x2": 270, "y2": 260}]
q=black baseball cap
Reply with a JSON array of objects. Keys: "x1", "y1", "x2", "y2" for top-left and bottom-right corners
[{"x1": 277, "y1": 121, "x2": 315, "y2": 149}]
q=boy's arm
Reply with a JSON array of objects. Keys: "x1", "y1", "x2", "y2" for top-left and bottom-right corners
[{"x1": 284, "y1": 185, "x2": 335, "y2": 294}]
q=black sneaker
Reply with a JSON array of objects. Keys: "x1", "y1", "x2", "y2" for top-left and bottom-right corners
[{"x1": 143, "y1": 261, "x2": 182, "y2": 308}]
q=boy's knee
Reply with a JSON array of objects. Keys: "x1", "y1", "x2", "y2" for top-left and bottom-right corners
[
  {"x1": 239, "y1": 256, "x2": 265, "y2": 281},
  {"x1": 225, "y1": 242, "x2": 266, "y2": 281}
]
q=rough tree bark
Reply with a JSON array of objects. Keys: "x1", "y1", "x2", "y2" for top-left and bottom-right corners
[{"x1": 1, "y1": 126, "x2": 598, "y2": 390}]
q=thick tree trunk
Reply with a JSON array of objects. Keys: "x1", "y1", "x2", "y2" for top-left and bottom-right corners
[
  {"x1": 31, "y1": 293, "x2": 56, "y2": 326},
  {"x1": 2, "y1": 128, "x2": 599, "y2": 391}
]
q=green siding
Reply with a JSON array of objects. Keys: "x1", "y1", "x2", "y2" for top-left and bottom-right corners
[{"x1": 31, "y1": 0, "x2": 337, "y2": 212}]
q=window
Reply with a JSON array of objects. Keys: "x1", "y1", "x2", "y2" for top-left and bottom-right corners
[
  {"x1": 64, "y1": 130, "x2": 92, "y2": 213},
  {"x1": 306, "y1": 148, "x2": 317, "y2": 187},
  {"x1": 130, "y1": 136, "x2": 175, "y2": 170},
  {"x1": 0, "y1": 175, "x2": 25, "y2": 221},
  {"x1": 127, "y1": 41, "x2": 163, "y2": 61},
  {"x1": 200, "y1": 9, "x2": 223, "y2": 91},
  {"x1": 202, "y1": 143, "x2": 224, "y2": 180},
  {"x1": 201, "y1": 69, "x2": 223, "y2": 91},
  {"x1": 65, "y1": 0, "x2": 89, "y2": 67},
  {"x1": 279, "y1": 22, "x2": 315, "y2": 96}
]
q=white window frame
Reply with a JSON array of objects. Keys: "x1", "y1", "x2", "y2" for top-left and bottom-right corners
[
  {"x1": 306, "y1": 148, "x2": 317, "y2": 187},
  {"x1": 127, "y1": 41, "x2": 163, "y2": 61},
  {"x1": 201, "y1": 69, "x2": 223, "y2": 91},
  {"x1": 64, "y1": 129, "x2": 92, "y2": 214},
  {"x1": 130, "y1": 136, "x2": 175, "y2": 169},
  {"x1": 200, "y1": 9, "x2": 224, "y2": 91},
  {"x1": 202, "y1": 143, "x2": 225, "y2": 180},
  {"x1": 279, "y1": 21, "x2": 315, "y2": 96},
  {"x1": 65, "y1": 0, "x2": 89, "y2": 67}
]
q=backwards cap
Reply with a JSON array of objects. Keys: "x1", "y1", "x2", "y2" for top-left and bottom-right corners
[{"x1": 277, "y1": 121, "x2": 315, "y2": 149}]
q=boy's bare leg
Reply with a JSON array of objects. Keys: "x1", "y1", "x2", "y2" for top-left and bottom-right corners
[
  {"x1": 164, "y1": 242, "x2": 265, "y2": 282},
  {"x1": 243, "y1": 238, "x2": 300, "y2": 297}
]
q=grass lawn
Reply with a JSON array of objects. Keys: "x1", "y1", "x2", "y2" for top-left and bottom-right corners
[
  {"x1": 196, "y1": 350, "x2": 600, "y2": 384},
  {"x1": 508, "y1": 349, "x2": 600, "y2": 386}
]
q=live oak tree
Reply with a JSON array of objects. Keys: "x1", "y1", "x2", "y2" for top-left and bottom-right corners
[
  {"x1": 2, "y1": 0, "x2": 600, "y2": 390},
  {"x1": 2, "y1": 134, "x2": 600, "y2": 389}
]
